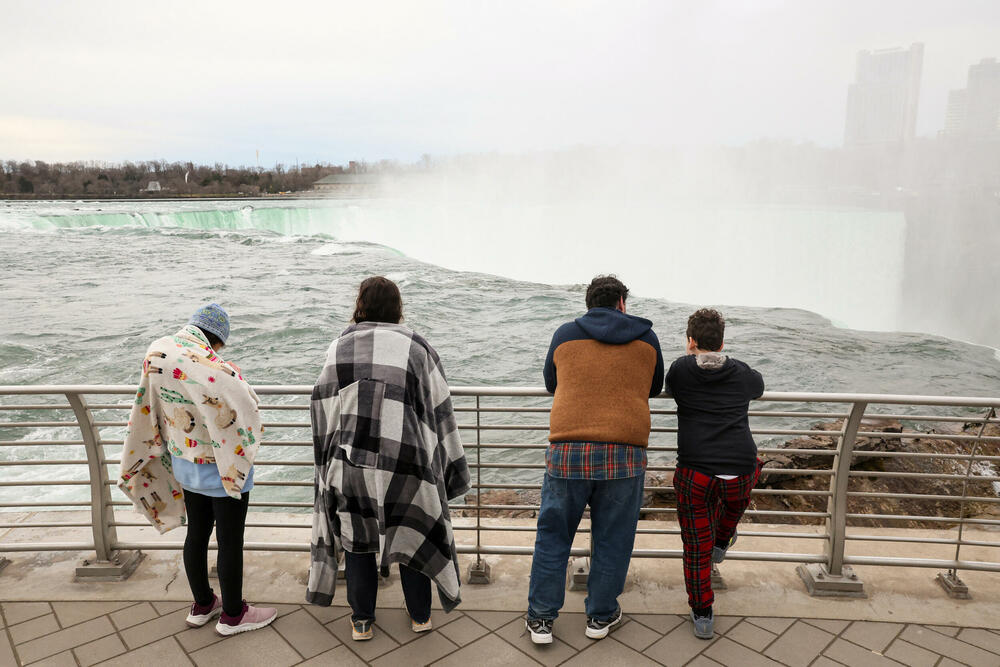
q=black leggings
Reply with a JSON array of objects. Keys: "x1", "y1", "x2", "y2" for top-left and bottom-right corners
[
  {"x1": 183, "y1": 490, "x2": 250, "y2": 617},
  {"x1": 344, "y1": 551, "x2": 432, "y2": 623}
]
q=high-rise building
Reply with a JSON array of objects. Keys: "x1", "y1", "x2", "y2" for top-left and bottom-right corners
[
  {"x1": 844, "y1": 43, "x2": 923, "y2": 146},
  {"x1": 941, "y1": 58, "x2": 1000, "y2": 139}
]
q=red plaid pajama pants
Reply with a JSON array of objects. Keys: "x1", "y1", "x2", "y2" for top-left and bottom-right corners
[{"x1": 672, "y1": 460, "x2": 762, "y2": 609}]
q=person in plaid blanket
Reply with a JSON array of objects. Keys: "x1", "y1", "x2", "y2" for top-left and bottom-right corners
[
  {"x1": 525, "y1": 275, "x2": 664, "y2": 644},
  {"x1": 666, "y1": 308, "x2": 764, "y2": 639},
  {"x1": 308, "y1": 276, "x2": 470, "y2": 643}
]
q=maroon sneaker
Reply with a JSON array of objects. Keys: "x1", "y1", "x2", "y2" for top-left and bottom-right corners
[
  {"x1": 215, "y1": 601, "x2": 277, "y2": 636},
  {"x1": 186, "y1": 594, "x2": 222, "y2": 628}
]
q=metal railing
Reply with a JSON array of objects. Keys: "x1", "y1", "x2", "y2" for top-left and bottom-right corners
[{"x1": 1, "y1": 385, "x2": 999, "y2": 593}]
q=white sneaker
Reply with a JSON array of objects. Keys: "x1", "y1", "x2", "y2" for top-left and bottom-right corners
[
  {"x1": 525, "y1": 617, "x2": 554, "y2": 644},
  {"x1": 185, "y1": 595, "x2": 222, "y2": 628},
  {"x1": 215, "y1": 601, "x2": 277, "y2": 636}
]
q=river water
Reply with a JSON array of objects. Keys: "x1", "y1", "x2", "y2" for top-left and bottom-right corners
[{"x1": 2, "y1": 198, "x2": 999, "y2": 509}]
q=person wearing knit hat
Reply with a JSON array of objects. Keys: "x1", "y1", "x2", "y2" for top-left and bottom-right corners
[
  {"x1": 189, "y1": 303, "x2": 230, "y2": 346},
  {"x1": 119, "y1": 303, "x2": 277, "y2": 635}
]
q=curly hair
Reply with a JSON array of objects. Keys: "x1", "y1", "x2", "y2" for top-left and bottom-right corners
[
  {"x1": 585, "y1": 275, "x2": 629, "y2": 309},
  {"x1": 686, "y1": 308, "x2": 725, "y2": 351},
  {"x1": 352, "y1": 276, "x2": 403, "y2": 324}
]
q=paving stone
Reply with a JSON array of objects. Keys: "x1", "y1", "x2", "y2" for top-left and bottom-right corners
[
  {"x1": 437, "y1": 615, "x2": 488, "y2": 647},
  {"x1": 119, "y1": 608, "x2": 190, "y2": 649},
  {"x1": 495, "y1": 617, "x2": 578, "y2": 667},
  {"x1": 271, "y1": 608, "x2": 340, "y2": 659},
  {"x1": 298, "y1": 644, "x2": 368, "y2": 666},
  {"x1": 958, "y1": 627, "x2": 1000, "y2": 655},
  {"x1": 98, "y1": 636, "x2": 192, "y2": 667},
  {"x1": 550, "y1": 612, "x2": 594, "y2": 650},
  {"x1": 611, "y1": 616, "x2": 661, "y2": 651},
  {"x1": 73, "y1": 633, "x2": 127, "y2": 667},
  {"x1": 938, "y1": 658, "x2": 966, "y2": 667},
  {"x1": 2, "y1": 602, "x2": 52, "y2": 626},
  {"x1": 28, "y1": 650, "x2": 77, "y2": 666},
  {"x1": 370, "y1": 630, "x2": 458, "y2": 667},
  {"x1": 0, "y1": 632, "x2": 17, "y2": 667},
  {"x1": 712, "y1": 615, "x2": 741, "y2": 636},
  {"x1": 175, "y1": 624, "x2": 226, "y2": 652},
  {"x1": 428, "y1": 608, "x2": 463, "y2": 630},
  {"x1": 803, "y1": 618, "x2": 851, "y2": 634},
  {"x1": 900, "y1": 625, "x2": 999, "y2": 667},
  {"x1": 151, "y1": 600, "x2": 190, "y2": 615},
  {"x1": 432, "y1": 633, "x2": 542, "y2": 667},
  {"x1": 823, "y1": 637, "x2": 905, "y2": 666},
  {"x1": 463, "y1": 610, "x2": 522, "y2": 629},
  {"x1": 763, "y1": 620, "x2": 834, "y2": 667},
  {"x1": 15, "y1": 616, "x2": 115, "y2": 664},
  {"x1": 644, "y1": 621, "x2": 718, "y2": 667},
  {"x1": 883, "y1": 639, "x2": 940, "y2": 667},
  {"x1": 303, "y1": 604, "x2": 352, "y2": 624},
  {"x1": 685, "y1": 657, "x2": 725, "y2": 667},
  {"x1": 810, "y1": 658, "x2": 845, "y2": 667},
  {"x1": 704, "y1": 637, "x2": 785, "y2": 667},
  {"x1": 629, "y1": 613, "x2": 683, "y2": 634},
  {"x1": 9, "y1": 613, "x2": 60, "y2": 644},
  {"x1": 375, "y1": 608, "x2": 429, "y2": 645},
  {"x1": 189, "y1": 626, "x2": 301, "y2": 667},
  {"x1": 746, "y1": 616, "x2": 796, "y2": 635},
  {"x1": 841, "y1": 621, "x2": 904, "y2": 652},
  {"x1": 50, "y1": 601, "x2": 134, "y2": 627},
  {"x1": 925, "y1": 624, "x2": 960, "y2": 637},
  {"x1": 571, "y1": 635, "x2": 660, "y2": 666},
  {"x1": 110, "y1": 601, "x2": 159, "y2": 630},
  {"x1": 327, "y1": 616, "x2": 400, "y2": 662},
  {"x1": 725, "y1": 619, "x2": 777, "y2": 652}
]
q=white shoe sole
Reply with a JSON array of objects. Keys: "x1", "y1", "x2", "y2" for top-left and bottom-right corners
[
  {"x1": 526, "y1": 621, "x2": 553, "y2": 644},
  {"x1": 585, "y1": 614, "x2": 621, "y2": 639},
  {"x1": 185, "y1": 607, "x2": 222, "y2": 628},
  {"x1": 215, "y1": 613, "x2": 276, "y2": 636}
]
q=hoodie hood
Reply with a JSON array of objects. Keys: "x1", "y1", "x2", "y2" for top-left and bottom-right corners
[
  {"x1": 686, "y1": 352, "x2": 739, "y2": 382},
  {"x1": 574, "y1": 307, "x2": 653, "y2": 345}
]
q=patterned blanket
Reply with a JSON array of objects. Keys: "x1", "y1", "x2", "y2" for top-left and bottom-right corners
[
  {"x1": 118, "y1": 325, "x2": 262, "y2": 533},
  {"x1": 307, "y1": 322, "x2": 470, "y2": 611}
]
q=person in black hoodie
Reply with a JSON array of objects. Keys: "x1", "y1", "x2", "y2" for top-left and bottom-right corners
[{"x1": 666, "y1": 308, "x2": 764, "y2": 640}]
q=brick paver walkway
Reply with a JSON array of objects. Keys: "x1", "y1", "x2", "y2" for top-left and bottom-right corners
[{"x1": 3, "y1": 600, "x2": 1000, "y2": 666}]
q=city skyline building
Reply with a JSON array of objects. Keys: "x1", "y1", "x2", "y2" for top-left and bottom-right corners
[
  {"x1": 844, "y1": 43, "x2": 923, "y2": 146},
  {"x1": 943, "y1": 57, "x2": 1000, "y2": 139}
]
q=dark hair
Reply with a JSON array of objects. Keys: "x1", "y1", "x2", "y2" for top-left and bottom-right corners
[
  {"x1": 196, "y1": 327, "x2": 224, "y2": 349},
  {"x1": 585, "y1": 275, "x2": 629, "y2": 309},
  {"x1": 352, "y1": 276, "x2": 403, "y2": 324},
  {"x1": 686, "y1": 308, "x2": 725, "y2": 351}
]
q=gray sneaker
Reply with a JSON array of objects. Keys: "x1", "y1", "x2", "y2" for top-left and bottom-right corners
[
  {"x1": 690, "y1": 610, "x2": 714, "y2": 639},
  {"x1": 712, "y1": 531, "x2": 737, "y2": 564}
]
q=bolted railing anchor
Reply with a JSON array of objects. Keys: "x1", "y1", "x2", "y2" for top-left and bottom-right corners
[
  {"x1": 936, "y1": 570, "x2": 970, "y2": 599},
  {"x1": 467, "y1": 557, "x2": 491, "y2": 585}
]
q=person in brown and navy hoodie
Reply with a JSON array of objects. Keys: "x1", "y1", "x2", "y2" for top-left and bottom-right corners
[
  {"x1": 525, "y1": 275, "x2": 664, "y2": 644},
  {"x1": 666, "y1": 308, "x2": 764, "y2": 641}
]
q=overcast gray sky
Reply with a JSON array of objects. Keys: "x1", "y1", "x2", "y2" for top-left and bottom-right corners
[{"x1": 2, "y1": 0, "x2": 997, "y2": 165}]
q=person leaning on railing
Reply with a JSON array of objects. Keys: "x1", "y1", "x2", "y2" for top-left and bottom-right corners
[
  {"x1": 667, "y1": 308, "x2": 764, "y2": 640},
  {"x1": 118, "y1": 303, "x2": 277, "y2": 636},
  {"x1": 307, "y1": 276, "x2": 470, "y2": 642},
  {"x1": 525, "y1": 275, "x2": 664, "y2": 644}
]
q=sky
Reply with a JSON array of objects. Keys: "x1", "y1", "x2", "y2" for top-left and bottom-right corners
[{"x1": 1, "y1": 0, "x2": 998, "y2": 166}]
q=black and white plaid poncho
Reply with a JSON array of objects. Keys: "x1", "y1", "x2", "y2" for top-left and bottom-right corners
[{"x1": 307, "y1": 322, "x2": 470, "y2": 611}]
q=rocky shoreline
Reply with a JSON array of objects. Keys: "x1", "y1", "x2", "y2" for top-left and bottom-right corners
[{"x1": 463, "y1": 419, "x2": 1000, "y2": 528}]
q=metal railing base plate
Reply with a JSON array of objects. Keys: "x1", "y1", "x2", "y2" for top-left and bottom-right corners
[
  {"x1": 936, "y1": 571, "x2": 971, "y2": 599},
  {"x1": 711, "y1": 564, "x2": 727, "y2": 591},
  {"x1": 567, "y1": 556, "x2": 589, "y2": 591},
  {"x1": 467, "y1": 559, "x2": 492, "y2": 585},
  {"x1": 797, "y1": 563, "x2": 866, "y2": 598},
  {"x1": 75, "y1": 550, "x2": 144, "y2": 581}
]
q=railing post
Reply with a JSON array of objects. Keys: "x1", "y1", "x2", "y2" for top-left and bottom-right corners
[
  {"x1": 797, "y1": 400, "x2": 866, "y2": 597},
  {"x1": 937, "y1": 406, "x2": 996, "y2": 599},
  {"x1": 468, "y1": 395, "x2": 490, "y2": 584},
  {"x1": 67, "y1": 392, "x2": 143, "y2": 580}
]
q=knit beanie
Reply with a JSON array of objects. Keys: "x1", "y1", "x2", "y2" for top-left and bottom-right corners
[{"x1": 188, "y1": 303, "x2": 230, "y2": 344}]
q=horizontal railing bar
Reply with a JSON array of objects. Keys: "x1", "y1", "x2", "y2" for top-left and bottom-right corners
[
  {"x1": 844, "y1": 534, "x2": 1000, "y2": 547},
  {"x1": 0, "y1": 404, "x2": 73, "y2": 411},
  {"x1": 0, "y1": 421, "x2": 81, "y2": 428},
  {"x1": 847, "y1": 491, "x2": 1000, "y2": 503},
  {"x1": 854, "y1": 430, "x2": 1000, "y2": 443},
  {"x1": 851, "y1": 450, "x2": 1000, "y2": 462},
  {"x1": 0, "y1": 501, "x2": 92, "y2": 507},
  {"x1": 0, "y1": 480, "x2": 89, "y2": 486},
  {"x1": 0, "y1": 522, "x2": 94, "y2": 529},
  {"x1": 845, "y1": 513, "x2": 1000, "y2": 526},
  {"x1": 843, "y1": 555, "x2": 1000, "y2": 572},
  {"x1": 0, "y1": 441, "x2": 84, "y2": 447},
  {"x1": 0, "y1": 460, "x2": 88, "y2": 466},
  {"x1": 847, "y1": 470, "x2": 1000, "y2": 482},
  {"x1": 0, "y1": 543, "x2": 95, "y2": 552}
]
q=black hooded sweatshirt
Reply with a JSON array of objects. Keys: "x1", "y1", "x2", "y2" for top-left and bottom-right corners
[{"x1": 665, "y1": 353, "x2": 764, "y2": 476}]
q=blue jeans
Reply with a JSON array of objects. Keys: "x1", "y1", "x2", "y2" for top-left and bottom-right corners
[{"x1": 527, "y1": 472, "x2": 644, "y2": 622}]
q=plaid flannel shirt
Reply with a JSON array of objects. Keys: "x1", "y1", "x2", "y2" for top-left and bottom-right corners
[{"x1": 545, "y1": 441, "x2": 647, "y2": 480}]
